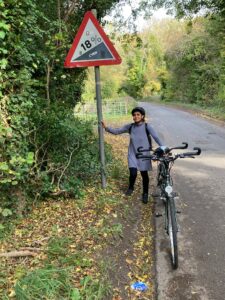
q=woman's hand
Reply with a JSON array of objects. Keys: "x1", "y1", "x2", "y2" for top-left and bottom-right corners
[{"x1": 101, "y1": 120, "x2": 106, "y2": 129}]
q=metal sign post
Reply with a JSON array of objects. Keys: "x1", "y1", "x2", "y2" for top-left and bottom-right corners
[
  {"x1": 92, "y1": 9, "x2": 106, "y2": 188},
  {"x1": 64, "y1": 9, "x2": 122, "y2": 188},
  {"x1": 94, "y1": 65, "x2": 106, "y2": 188}
]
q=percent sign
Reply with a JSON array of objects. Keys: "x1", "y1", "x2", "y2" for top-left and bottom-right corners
[{"x1": 91, "y1": 35, "x2": 102, "y2": 45}]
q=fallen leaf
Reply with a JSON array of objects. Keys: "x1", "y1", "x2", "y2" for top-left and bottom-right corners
[{"x1": 126, "y1": 258, "x2": 133, "y2": 265}]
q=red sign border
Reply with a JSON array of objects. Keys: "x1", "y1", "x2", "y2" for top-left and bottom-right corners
[{"x1": 64, "y1": 11, "x2": 122, "y2": 68}]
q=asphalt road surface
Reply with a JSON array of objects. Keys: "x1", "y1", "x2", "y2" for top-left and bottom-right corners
[{"x1": 140, "y1": 102, "x2": 225, "y2": 300}]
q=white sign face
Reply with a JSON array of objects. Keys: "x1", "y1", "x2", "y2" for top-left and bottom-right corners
[{"x1": 71, "y1": 19, "x2": 113, "y2": 62}]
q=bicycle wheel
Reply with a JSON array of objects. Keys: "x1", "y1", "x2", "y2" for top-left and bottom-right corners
[
  {"x1": 168, "y1": 197, "x2": 178, "y2": 269},
  {"x1": 157, "y1": 163, "x2": 162, "y2": 186}
]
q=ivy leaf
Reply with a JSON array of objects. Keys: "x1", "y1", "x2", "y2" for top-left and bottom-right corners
[
  {"x1": 0, "y1": 47, "x2": 8, "y2": 54},
  {"x1": 32, "y1": 63, "x2": 38, "y2": 69},
  {"x1": 0, "y1": 179, "x2": 12, "y2": 183},
  {"x1": 12, "y1": 181, "x2": 18, "y2": 185},
  {"x1": 0, "y1": 22, "x2": 10, "y2": 31},
  {"x1": 0, "y1": 31, "x2": 5, "y2": 39},
  {"x1": 0, "y1": 162, "x2": 9, "y2": 171},
  {"x1": 0, "y1": 58, "x2": 8, "y2": 69},
  {"x1": 26, "y1": 152, "x2": 34, "y2": 165},
  {"x1": 1, "y1": 208, "x2": 13, "y2": 217}
]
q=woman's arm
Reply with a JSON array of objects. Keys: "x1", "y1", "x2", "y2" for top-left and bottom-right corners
[
  {"x1": 102, "y1": 121, "x2": 131, "y2": 135},
  {"x1": 147, "y1": 124, "x2": 164, "y2": 146}
]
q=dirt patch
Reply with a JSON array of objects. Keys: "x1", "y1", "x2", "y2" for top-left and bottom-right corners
[
  {"x1": 99, "y1": 185, "x2": 157, "y2": 300},
  {"x1": 101, "y1": 193, "x2": 143, "y2": 298}
]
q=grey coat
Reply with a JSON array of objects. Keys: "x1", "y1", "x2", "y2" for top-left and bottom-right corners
[{"x1": 105, "y1": 122, "x2": 163, "y2": 171}]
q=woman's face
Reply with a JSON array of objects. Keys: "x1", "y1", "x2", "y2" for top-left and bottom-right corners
[{"x1": 132, "y1": 112, "x2": 144, "y2": 123}]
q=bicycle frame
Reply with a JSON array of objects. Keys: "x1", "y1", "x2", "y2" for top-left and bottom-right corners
[{"x1": 157, "y1": 158, "x2": 173, "y2": 199}]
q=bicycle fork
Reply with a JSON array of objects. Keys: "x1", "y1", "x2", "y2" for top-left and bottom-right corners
[{"x1": 162, "y1": 174, "x2": 179, "y2": 234}]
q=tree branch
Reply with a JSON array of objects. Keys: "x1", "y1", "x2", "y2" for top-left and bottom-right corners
[
  {"x1": 0, "y1": 250, "x2": 37, "y2": 258},
  {"x1": 46, "y1": 62, "x2": 51, "y2": 105},
  {"x1": 64, "y1": 1, "x2": 80, "y2": 22},
  {"x1": 57, "y1": 143, "x2": 79, "y2": 189}
]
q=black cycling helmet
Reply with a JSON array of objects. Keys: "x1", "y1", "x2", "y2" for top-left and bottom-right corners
[{"x1": 131, "y1": 107, "x2": 145, "y2": 116}]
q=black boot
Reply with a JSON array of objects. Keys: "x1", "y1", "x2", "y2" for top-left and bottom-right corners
[
  {"x1": 125, "y1": 188, "x2": 134, "y2": 196},
  {"x1": 142, "y1": 193, "x2": 148, "y2": 204}
]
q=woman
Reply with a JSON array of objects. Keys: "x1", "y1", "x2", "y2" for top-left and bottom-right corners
[{"x1": 102, "y1": 106, "x2": 164, "y2": 204}]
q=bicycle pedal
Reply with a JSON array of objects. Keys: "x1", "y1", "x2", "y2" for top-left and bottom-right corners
[{"x1": 155, "y1": 212, "x2": 163, "y2": 217}]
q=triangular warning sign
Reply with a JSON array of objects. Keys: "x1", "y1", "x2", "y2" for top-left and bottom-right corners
[{"x1": 64, "y1": 11, "x2": 122, "y2": 68}]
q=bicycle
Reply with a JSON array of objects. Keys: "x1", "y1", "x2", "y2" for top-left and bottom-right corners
[{"x1": 136, "y1": 143, "x2": 201, "y2": 269}]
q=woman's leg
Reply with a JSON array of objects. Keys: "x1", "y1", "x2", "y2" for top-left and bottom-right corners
[
  {"x1": 140, "y1": 171, "x2": 149, "y2": 201},
  {"x1": 128, "y1": 168, "x2": 137, "y2": 190}
]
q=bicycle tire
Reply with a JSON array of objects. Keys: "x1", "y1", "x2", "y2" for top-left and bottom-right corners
[
  {"x1": 157, "y1": 163, "x2": 163, "y2": 185},
  {"x1": 168, "y1": 197, "x2": 178, "y2": 269}
]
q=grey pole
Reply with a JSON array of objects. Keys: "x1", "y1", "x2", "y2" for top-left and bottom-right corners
[{"x1": 92, "y1": 9, "x2": 106, "y2": 188}]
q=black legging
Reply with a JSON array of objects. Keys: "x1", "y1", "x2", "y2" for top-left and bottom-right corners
[{"x1": 129, "y1": 167, "x2": 149, "y2": 194}]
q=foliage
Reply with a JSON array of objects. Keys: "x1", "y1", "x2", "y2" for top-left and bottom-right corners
[
  {"x1": 82, "y1": 65, "x2": 126, "y2": 102},
  {"x1": 14, "y1": 266, "x2": 110, "y2": 300},
  {"x1": 15, "y1": 267, "x2": 73, "y2": 300},
  {"x1": 82, "y1": 12, "x2": 225, "y2": 114},
  {"x1": 29, "y1": 107, "x2": 100, "y2": 198},
  {"x1": 14, "y1": 269, "x2": 111, "y2": 300},
  {"x1": 149, "y1": 0, "x2": 225, "y2": 18},
  {"x1": 159, "y1": 17, "x2": 225, "y2": 108},
  {"x1": 143, "y1": 0, "x2": 225, "y2": 110},
  {"x1": 101, "y1": 31, "x2": 164, "y2": 99},
  {"x1": 118, "y1": 35, "x2": 145, "y2": 98},
  {"x1": 1, "y1": 0, "x2": 225, "y2": 222},
  {"x1": 0, "y1": 0, "x2": 123, "y2": 216},
  {"x1": 82, "y1": 34, "x2": 127, "y2": 102}
]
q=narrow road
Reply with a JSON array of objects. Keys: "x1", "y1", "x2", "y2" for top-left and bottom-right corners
[{"x1": 140, "y1": 102, "x2": 225, "y2": 300}]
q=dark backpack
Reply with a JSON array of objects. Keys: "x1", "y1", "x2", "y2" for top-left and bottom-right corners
[{"x1": 128, "y1": 123, "x2": 152, "y2": 149}]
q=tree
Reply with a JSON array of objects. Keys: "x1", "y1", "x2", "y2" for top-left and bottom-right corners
[
  {"x1": 0, "y1": 0, "x2": 125, "y2": 217},
  {"x1": 139, "y1": 0, "x2": 225, "y2": 18}
]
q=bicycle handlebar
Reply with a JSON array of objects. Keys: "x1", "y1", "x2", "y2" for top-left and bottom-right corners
[
  {"x1": 136, "y1": 153, "x2": 153, "y2": 159},
  {"x1": 136, "y1": 143, "x2": 201, "y2": 161},
  {"x1": 137, "y1": 146, "x2": 151, "y2": 153},
  {"x1": 169, "y1": 142, "x2": 188, "y2": 151},
  {"x1": 137, "y1": 142, "x2": 188, "y2": 154},
  {"x1": 176, "y1": 147, "x2": 201, "y2": 158}
]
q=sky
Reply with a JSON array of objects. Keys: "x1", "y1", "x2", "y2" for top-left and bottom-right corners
[
  {"x1": 136, "y1": 8, "x2": 173, "y2": 31},
  {"x1": 104, "y1": 6, "x2": 173, "y2": 32}
]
